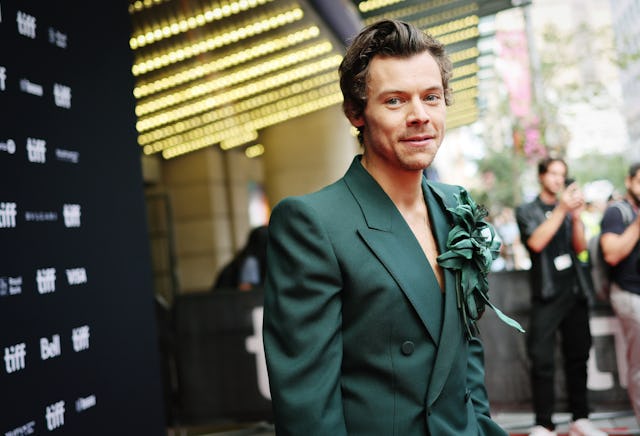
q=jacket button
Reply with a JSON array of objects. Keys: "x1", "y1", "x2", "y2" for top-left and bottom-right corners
[{"x1": 401, "y1": 341, "x2": 415, "y2": 355}]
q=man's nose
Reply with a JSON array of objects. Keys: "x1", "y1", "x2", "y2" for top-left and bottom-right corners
[{"x1": 407, "y1": 99, "x2": 429, "y2": 125}]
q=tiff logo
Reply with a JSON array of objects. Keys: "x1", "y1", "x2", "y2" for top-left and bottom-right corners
[
  {"x1": 4, "y1": 342, "x2": 26, "y2": 373},
  {"x1": 0, "y1": 202, "x2": 17, "y2": 228},
  {"x1": 16, "y1": 11, "x2": 36, "y2": 39},
  {"x1": 63, "y1": 204, "x2": 81, "y2": 227},
  {"x1": 45, "y1": 401, "x2": 65, "y2": 431},
  {"x1": 53, "y1": 83, "x2": 71, "y2": 109},
  {"x1": 72, "y1": 325, "x2": 90, "y2": 352},
  {"x1": 66, "y1": 267, "x2": 87, "y2": 285},
  {"x1": 26, "y1": 137, "x2": 46, "y2": 163},
  {"x1": 40, "y1": 334, "x2": 61, "y2": 360},
  {"x1": 0, "y1": 66, "x2": 6, "y2": 91},
  {"x1": 36, "y1": 268, "x2": 56, "y2": 294}
]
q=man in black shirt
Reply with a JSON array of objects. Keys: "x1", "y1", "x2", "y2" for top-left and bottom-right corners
[
  {"x1": 516, "y1": 157, "x2": 605, "y2": 436},
  {"x1": 600, "y1": 162, "x2": 640, "y2": 424}
]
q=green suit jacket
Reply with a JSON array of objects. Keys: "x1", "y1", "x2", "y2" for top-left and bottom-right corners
[{"x1": 263, "y1": 156, "x2": 506, "y2": 436}]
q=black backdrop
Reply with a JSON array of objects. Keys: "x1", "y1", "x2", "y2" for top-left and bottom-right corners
[{"x1": 0, "y1": 1, "x2": 166, "y2": 434}]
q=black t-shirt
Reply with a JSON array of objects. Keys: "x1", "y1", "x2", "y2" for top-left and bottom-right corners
[
  {"x1": 539, "y1": 202, "x2": 576, "y2": 290},
  {"x1": 600, "y1": 200, "x2": 640, "y2": 295}
]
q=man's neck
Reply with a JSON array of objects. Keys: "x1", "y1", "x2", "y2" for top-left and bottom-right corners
[
  {"x1": 539, "y1": 189, "x2": 557, "y2": 205},
  {"x1": 360, "y1": 159, "x2": 424, "y2": 210}
]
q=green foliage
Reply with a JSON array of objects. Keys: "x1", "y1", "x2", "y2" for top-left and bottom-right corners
[
  {"x1": 569, "y1": 153, "x2": 627, "y2": 192},
  {"x1": 470, "y1": 148, "x2": 529, "y2": 213}
]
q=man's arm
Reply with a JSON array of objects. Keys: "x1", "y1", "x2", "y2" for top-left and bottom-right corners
[
  {"x1": 601, "y1": 211, "x2": 640, "y2": 267},
  {"x1": 262, "y1": 197, "x2": 347, "y2": 435},
  {"x1": 525, "y1": 185, "x2": 585, "y2": 253},
  {"x1": 466, "y1": 337, "x2": 508, "y2": 436}
]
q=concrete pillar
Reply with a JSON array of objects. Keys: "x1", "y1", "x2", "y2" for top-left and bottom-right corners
[
  {"x1": 261, "y1": 104, "x2": 360, "y2": 206},
  {"x1": 160, "y1": 147, "x2": 264, "y2": 293}
]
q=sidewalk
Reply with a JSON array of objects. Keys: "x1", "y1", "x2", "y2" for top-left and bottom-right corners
[
  {"x1": 494, "y1": 410, "x2": 640, "y2": 436},
  {"x1": 168, "y1": 411, "x2": 639, "y2": 436}
]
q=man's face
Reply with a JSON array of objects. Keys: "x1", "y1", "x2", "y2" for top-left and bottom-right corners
[
  {"x1": 626, "y1": 169, "x2": 640, "y2": 207},
  {"x1": 540, "y1": 161, "x2": 567, "y2": 196},
  {"x1": 348, "y1": 51, "x2": 446, "y2": 173}
]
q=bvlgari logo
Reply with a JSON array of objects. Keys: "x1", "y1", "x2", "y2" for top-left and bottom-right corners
[
  {"x1": 53, "y1": 83, "x2": 71, "y2": 109},
  {"x1": 26, "y1": 137, "x2": 46, "y2": 163},
  {"x1": 4, "y1": 342, "x2": 26, "y2": 373},
  {"x1": 0, "y1": 202, "x2": 17, "y2": 228},
  {"x1": 66, "y1": 267, "x2": 87, "y2": 285},
  {"x1": 63, "y1": 204, "x2": 81, "y2": 227},
  {"x1": 16, "y1": 11, "x2": 36, "y2": 39},
  {"x1": 40, "y1": 334, "x2": 61, "y2": 360},
  {"x1": 75, "y1": 395, "x2": 96, "y2": 412},
  {"x1": 45, "y1": 401, "x2": 65, "y2": 431},
  {"x1": 36, "y1": 268, "x2": 56, "y2": 294},
  {"x1": 72, "y1": 325, "x2": 90, "y2": 352},
  {"x1": 55, "y1": 148, "x2": 79, "y2": 163},
  {"x1": 24, "y1": 210, "x2": 57, "y2": 222}
]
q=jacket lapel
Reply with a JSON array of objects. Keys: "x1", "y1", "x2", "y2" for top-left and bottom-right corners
[
  {"x1": 343, "y1": 158, "x2": 444, "y2": 344},
  {"x1": 424, "y1": 181, "x2": 464, "y2": 406}
]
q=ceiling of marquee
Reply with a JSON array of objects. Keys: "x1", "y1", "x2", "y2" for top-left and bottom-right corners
[{"x1": 128, "y1": 0, "x2": 516, "y2": 159}]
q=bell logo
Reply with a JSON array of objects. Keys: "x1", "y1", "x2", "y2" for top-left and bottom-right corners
[{"x1": 40, "y1": 334, "x2": 61, "y2": 360}]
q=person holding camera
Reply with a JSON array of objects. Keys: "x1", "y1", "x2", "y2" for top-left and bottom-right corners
[
  {"x1": 600, "y1": 162, "x2": 640, "y2": 424},
  {"x1": 516, "y1": 157, "x2": 605, "y2": 436}
]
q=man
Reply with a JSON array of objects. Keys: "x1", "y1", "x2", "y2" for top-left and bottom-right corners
[
  {"x1": 263, "y1": 19, "x2": 514, "y2": 435},
  {"x1": 515, "y1": 158, "x2": 605, "y2": 436},
  {"x1": 600, "y1": 162, "x2": 640, "y2": 424}
]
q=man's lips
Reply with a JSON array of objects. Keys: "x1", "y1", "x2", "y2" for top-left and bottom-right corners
[{"x1": 401, "y1": 134, "x2": 435, "y2": 143}]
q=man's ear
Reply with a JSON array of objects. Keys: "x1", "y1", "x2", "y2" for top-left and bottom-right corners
[
  {"x1": 343, "y1": 101, "x2": 364, "y2": 128},
  {"x1": 348, "y1": 114, "x2": 364, "y2": 128}
]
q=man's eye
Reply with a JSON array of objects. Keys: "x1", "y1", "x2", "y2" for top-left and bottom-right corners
[
  {"x1": 425, "y1": 94, "x2": 441, "y2": 102},
  {"x1": 386, "y1": 97, "x2": 401, "y2": 105}
]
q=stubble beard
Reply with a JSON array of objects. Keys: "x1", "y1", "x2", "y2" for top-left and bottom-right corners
[{"x1": 629, "y1": 189, "x2": 640, "y2": 208}]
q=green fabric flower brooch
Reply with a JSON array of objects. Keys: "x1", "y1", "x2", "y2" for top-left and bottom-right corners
[{"x1": 436, "y1": 190, "x2": 524, "y2": 339}]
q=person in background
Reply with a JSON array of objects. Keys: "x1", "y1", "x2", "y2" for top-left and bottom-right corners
[
  {"x1": 263, "y1": 18, "x2": 521, "y2": 435},
  {"x1": 515, "y1": 157, "x2": 605, "y2": 436},
  {"x1": 600, "y1": 162, "x2": 640, "y2": 424},
  {"x1": 212, "y1": 225, "x2": 268, "y2": 291}
]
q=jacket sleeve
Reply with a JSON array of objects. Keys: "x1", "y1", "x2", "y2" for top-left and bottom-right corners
[
  {"x1": 262, "y1": 197, "x2": 347, "y2": 436},
  {"x1": 467, "y1": 336, "x2": 509, "y2": 436}
]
